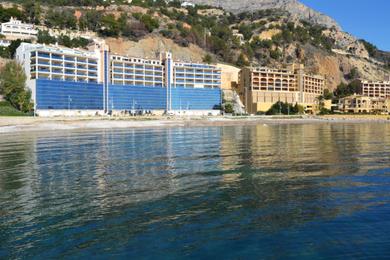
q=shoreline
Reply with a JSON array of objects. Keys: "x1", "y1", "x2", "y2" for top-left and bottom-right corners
[{"x1": 1, "y1": 115, "x2": 390, "y2": 133}]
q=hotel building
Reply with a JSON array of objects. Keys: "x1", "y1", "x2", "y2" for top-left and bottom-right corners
[
  {"x1": 338, "y1": 94, "x2": 390, "y2": 114},
  {"x1": 361, "y1": 80, "x2": 390, "y2": 98},
  {"x1": 16, "y1": 42, "x2": 222, "y2": 116},
  {"x1": 0, "y1": 17, "x2": 37, "y2": 40},
  {"x1": 239, "y1": 65, "x2": 325, "y2": 113}
]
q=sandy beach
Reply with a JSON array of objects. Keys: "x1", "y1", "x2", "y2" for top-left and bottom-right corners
[{"x1": 1, "y1": 114, "x2": 390, "y2": 133}]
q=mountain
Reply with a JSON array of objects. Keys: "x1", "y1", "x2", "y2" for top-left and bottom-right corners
[
  {"x1": 0, "y1": 0, "x2": 388, "y2": 90},
  {"x1": 186, "y1": 0, "x2": 341, "y2": 29}
]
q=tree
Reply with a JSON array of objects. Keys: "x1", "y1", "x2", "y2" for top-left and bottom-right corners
[
  {"x1": 23, "y1": 0, "x2": 41, "y2": 24},
  {"x1": 99, "y1": 14, "x2": 120, "y2": 37},
  {"x1": 347, "y1": 67, "x2": 359, "y2": 80},
  {"x1": 238, "y1": 24, "x2": 253, "y2": 41},
  {"x1": 323, "y1": 89, "x2": 333, "y2": 100},
  {"x1": 202, "y1": 54, "x2": 213, "y2": 64},
  {"x1": 0, "y1": 61, "x2": 33, "y2": 112},
  {"x1": 334, "y1": 80, "x2": 362, "y2": 98},
  {"x1": 37, "y1": 30, "x2": 56, "y2": 45},
  {"x1": 266, "y1": 101, "x2": 304, "y2": 115},
  {"x1": 79, "y1": 10, "x2": 102, "y2": 31},
  {"x1": 236, "y1": 53, "x2": 249, "y2": 67}
]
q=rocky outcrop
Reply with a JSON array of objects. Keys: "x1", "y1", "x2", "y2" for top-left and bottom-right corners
[
  {"x1": 106, "y1": 36, "x2": 207, "y2": 62},
  {"x1": 187, "y1": 0, "x2": 340, "y2": 29}
]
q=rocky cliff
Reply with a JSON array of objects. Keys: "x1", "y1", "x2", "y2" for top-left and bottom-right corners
[{"x1": 187, "y1": 0, "x2": 340, "y2": 29}]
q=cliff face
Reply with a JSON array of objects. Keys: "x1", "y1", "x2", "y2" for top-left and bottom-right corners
[{"x1": 187, "y1": 0, "x2": 340, "y2": 29}]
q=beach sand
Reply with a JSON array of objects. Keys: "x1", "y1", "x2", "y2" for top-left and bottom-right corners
[{"x1": 1, "y1": 115, "x2": 390, "y2": 133}]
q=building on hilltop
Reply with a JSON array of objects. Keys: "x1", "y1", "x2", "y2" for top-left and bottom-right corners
[
  {"x1": 181, "y1": 2, "x2": 196, "y2": 8},
  {"x1": 0, "y1": 17, "x2": 37, "y2": 40},
  {"x1": 15, "y1": 42, "x2": 222, "y2": 116},
  {"x1": 238, "y1": 64, "x2": 325, "y2": 114}
]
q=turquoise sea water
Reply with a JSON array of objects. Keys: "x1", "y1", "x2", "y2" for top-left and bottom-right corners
[{"x1": 1, "y1": 123, "x2": 390, "y2": 259}]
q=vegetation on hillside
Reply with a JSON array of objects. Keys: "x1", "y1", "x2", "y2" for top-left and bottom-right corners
[
  {"x1": 333, "y1": 80, "x2": 362, "y2": 99},
  {"x1": 0, "y1": 0, "x2": 388, "y2": 85},
  {"x1": 359, "y1": 39, "x2": 390, "y2": 69},
  {"x1": 37, "y1": 30, "x2": 90, "y2": 48}
]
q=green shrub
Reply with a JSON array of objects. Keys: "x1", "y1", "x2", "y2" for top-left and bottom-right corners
[{"x1": 0, "y1": 101, "x2": 31, "y2": 116}]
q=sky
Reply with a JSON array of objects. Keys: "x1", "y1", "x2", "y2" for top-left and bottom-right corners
[{"x1": 299, "y1": 0, "x2": 390, "y2": 51}]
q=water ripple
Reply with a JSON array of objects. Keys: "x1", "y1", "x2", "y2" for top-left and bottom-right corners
[{"x1": 1, "y1": 124, "x2": 390, "y2": 258}]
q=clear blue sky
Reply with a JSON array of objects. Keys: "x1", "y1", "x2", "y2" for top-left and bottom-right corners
[{"x1": 300, "y1": 0, "x2": 390, "y2": 51}]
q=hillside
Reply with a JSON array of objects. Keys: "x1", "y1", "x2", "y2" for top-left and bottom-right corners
[
  {"x1": 187, "y1": 0, "x2": 340, "y2": 29},
  {"x1": 0, "y1": 0, "x2": 389, "y2": 91}
]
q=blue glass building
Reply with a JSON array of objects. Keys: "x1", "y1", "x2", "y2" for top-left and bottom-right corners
[{"x1": 16, "y1": 43, "x2": 222, "y2": 115}]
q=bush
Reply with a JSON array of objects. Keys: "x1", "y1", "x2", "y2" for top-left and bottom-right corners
[
  {"x1": 0, "y1": 101, "x2": 31, "y2": 116},
  {"x1": 133, "y1": 13, "x2": 159, "y2": 33},
  {"x1": 266, "y1": 101, "x2": 304, "y2": 115},
  {"x1": 202, "y1": 54, "x2": 213, "y2": 64},
  {"x1": 224, "y1": 103, "x2": 234, "y2": 114}
]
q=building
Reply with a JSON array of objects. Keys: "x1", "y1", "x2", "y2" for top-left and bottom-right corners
[
  {"x1": 0, "y1": 39, "x2": 11, "y2": 47},
  {"x1": 16, "y1": 42, "x2": 222, "y2": 116},
  {"x1": 239, "y1": 65, "x2": 325, "y2": 114},
  {"x1": 338, "y1": 94, "x2": 390, "y2": 114},
  {"x1": 0, "y1": 17, "x2": 37, "y2": 40},
  {"x1": 181, "y1": 2, "x2": 196, "y2": 8},
  {"x1": 361, "y1": 80, "x2": 390, "y2": 98}
]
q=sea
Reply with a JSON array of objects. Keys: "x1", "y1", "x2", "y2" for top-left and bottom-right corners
[{"x1": 1, "y1": 123, "x2": 390, "y2": 259}]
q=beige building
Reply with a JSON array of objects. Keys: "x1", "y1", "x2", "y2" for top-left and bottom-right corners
[
  {"x1": 361, "y1": 80, "x2": 390, "y2": 98},
  {"x1": 238, "y1": 65, "x2": 325, "y2": 113},
  {"x1": 338, "y1": 94, "x2": 390, "y2": 114},
  {"x1": 217, "y1": 63, "x2": 240, "y2": 90}
]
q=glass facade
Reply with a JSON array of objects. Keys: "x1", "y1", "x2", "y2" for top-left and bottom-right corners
[{"x1": 36, "y1": 79, "x2": 103, "y2": 110}]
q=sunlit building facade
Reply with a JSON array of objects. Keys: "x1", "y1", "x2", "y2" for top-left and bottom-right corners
[
  {"x1": 16, "y1": 42, "x2": 222, "y2": 116},
  {"x1": 0, "y1": 17, "x2": 37, "y2": 40},
  {"x1": 361, "y1": 80, "x2": 390, "y2": 98},
  {"x1": 239, "y1": 65, "x2": 325, "y2": 113}
]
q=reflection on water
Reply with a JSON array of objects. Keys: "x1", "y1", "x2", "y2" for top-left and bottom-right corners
[{"x1": 1, "y1": 123, "x2": 390, "y2": 258}]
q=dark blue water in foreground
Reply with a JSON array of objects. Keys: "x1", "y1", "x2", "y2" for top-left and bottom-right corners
[{"x1": 1, "y1": 123, "x2": 390, "y2": 259}]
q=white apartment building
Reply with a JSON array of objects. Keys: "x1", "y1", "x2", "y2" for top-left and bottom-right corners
[
  {"x1": 110, "y1": 55, "x2": 164, "y2": 87},
  {"x1": 0, "y1": 17, "x2": 38, "y2": 40},
  {"x1": 15, "y1": 42, "x2": 106, "y2": 84},
  {"x1": 173, "y1": 62, "x2": 222, "y2": 89}
]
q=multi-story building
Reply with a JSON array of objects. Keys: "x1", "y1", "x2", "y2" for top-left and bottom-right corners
[
  {"x1": 0, "y1": 17, "x2": 37, "y2": 40},
  {"x1": 172, "y1": 61, "x2": 221, "y2": 89},
  {"x1": 338, "y1": 94, "x2": 390, "y2": 114},
  {"x1": 17, "y1": 43, "x2": 101, "y2": 83},
  {"x1": 16, "y1": 42, "x2": 222, "y2": 116},
  {"x1": 239, "y1": 65, "x2": 325, "y2": 113},
  {"x1": 110, "y1": 55, "x2": 164, "y2": 87},
  {"x1": 361, "y1": 80, "x2": 390, "y2": 98}
]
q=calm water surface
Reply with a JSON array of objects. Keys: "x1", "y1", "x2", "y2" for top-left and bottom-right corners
[{"x1": 1, "y1": 123, "x2": 390, "y2": 259}]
